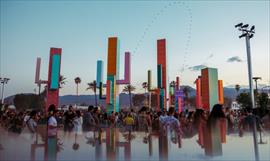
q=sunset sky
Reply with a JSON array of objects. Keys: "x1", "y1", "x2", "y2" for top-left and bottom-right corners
[{"x1": 0, "y1": 1, "x2": 269, "y2": 97}]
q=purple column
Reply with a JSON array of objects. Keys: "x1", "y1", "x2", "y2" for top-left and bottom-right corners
[{"x1": 116, "y1": 52, "x2": 130, "y2": 84}]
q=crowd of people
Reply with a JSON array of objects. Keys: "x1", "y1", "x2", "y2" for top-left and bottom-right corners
[{"x1": 0, "y1": 104, "x2": 270, "y2": 139}]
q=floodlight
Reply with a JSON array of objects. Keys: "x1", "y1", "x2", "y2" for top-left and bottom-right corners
[
  {"x1": 242, "y1": 24, "x2": 249, "y2": 28},
  {"x1": 251, "y1": 25, "x2": 255, "y2": 31},
  {"x1": 235, "y1": 23, "x2": 243, "y2": 28},
  {"x1": 239, "y1": 33, "x2": 247, "y2": 38},
  {"x1": 249, "y1": 34, "x2": 254, "y2": 39}
]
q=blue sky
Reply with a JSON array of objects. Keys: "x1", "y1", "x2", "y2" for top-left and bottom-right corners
[{"x1": 0, "y1": 0, "x2": 269, "y2": 97}]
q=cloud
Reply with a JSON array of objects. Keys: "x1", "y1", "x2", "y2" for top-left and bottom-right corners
[
  {"x1": 227, "y1": 56, "x2": 243, "y2": 62},
  {"x1": 188, "y1": 64, "x2": 208, "y2": 71},
  {"x1": 207, "y1": 54, "x2": 214, "y2": 59}
]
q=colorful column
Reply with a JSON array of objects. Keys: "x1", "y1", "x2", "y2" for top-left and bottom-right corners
[
  {"x1": 157, "y1": 39, "x2": 167, "y2": 110},
  {"x1": 116, "y1": 52, "x2": 130, "y2": 84},
  {"x1": 195, "y1": 76, "x2": 202, "y2": 108},
  {"x1": 147, "y1": 70, "x2": 152, "y2": 91},
  {"x1": 106, "y1": 128, "x2": 119, "y2": 160},
  {"x1": 201, "y1": 68, "x2": 218, "y2": 111},
  {"x1": 46, "y1": 48, "x2": 62, "y2": 111},
  {"x1": 96, "y1": 60, "x2": 104, "y2": 88},
  {"x1": 175, "y1": 89, "x2": 184, "y2": 113},
  {"x1": 176, "y1": 77, "x2": 180, "y2": 90},
  {"x1": 157, "y1": 65, "x2": 162, "y2": 88},
  {"x1": 35, "y1": 57, "x2": 41, "y2": 84},
  {"x1": 218, "y1": 80, "x2": 224, "y2": 105},
  {"x1": 106, "y1": 37, "x2": 120, "y2": 113}
]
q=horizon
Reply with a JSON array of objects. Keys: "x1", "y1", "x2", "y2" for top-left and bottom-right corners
[
  {"x1": 0, "y1": 1, "x2": 269, "y2": 98},
  {"x1": 4, "y1": 85, "x2": 266, "y2": 99}
]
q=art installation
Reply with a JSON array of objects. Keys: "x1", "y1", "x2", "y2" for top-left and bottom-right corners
[
  {"x1": 195, "y1": 76, "x2": 202, "y2": 108},
  {"x1": 35, "y1": 48, "x2": 62, "y2": 112},
  {"x1": 218, "y1": 80, "x2": 224, "y2": 104},
  {"x1": 106, "y1": 128, "x2": 131, "y2": 160},
  {"x1": 195, "y1": 67, "x2": 224, "y2": 111},
  {"x1": 168, "y1": 77, "x2": 184, "y2": 113},
  {"x1": 33, "y1": 48, "x2": 62, "y2": 161},
  {"x1": 174, "y1": 77, "x2": 184, "y2": 113},
  {"x1": 157, "y1": 39, "x2": 167, "y2": 111},
  {"x1": 146, "y1": 39, "x2": 168, "y2": 111},
  {"x1": 96, "y1": 37, "x2": 131, "y2": 113}
]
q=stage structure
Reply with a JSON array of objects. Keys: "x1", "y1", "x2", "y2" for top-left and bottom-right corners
[
  {"x1": 35, "y1": 48, "x2": 62, "y2": 112},
  {"x1": 96, "y1": 37, "x2": 131, "y2": 113}
]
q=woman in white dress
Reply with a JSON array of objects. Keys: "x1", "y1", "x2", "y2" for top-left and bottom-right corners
[{"x1": 73, "y1": 110, "x2": 83, "y2": 135}]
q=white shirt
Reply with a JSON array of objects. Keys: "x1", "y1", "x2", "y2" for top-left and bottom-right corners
[
  {"x1": 48, "y1": 116, "x2": 57, "y2": 136},
  {"x1": 24, "y1": 115, "x2": 30, "y2": 123},
  {"x1": 73, "y1": 116, "x2": 83, "y2": 134}
]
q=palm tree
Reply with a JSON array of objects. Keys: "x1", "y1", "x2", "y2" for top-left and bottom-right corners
[
  {"x1": 142, "y1": 82, "x2": 148, "y2": 93},
  {"x1": 59, "y1": 75, "x2": 67, "y2": 89},
  {"x1": 123, "y1": 84, "x2": 136, "y2": 108},
  {"x1": 86, "y1": 80, "x2": 97, "y2": 106},
  {"x1": 74, "y1": 77, "x2": 81, "y2": 96}
]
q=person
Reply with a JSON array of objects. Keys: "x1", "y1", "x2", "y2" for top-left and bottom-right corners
[
  {"x1": 23, "y1": 111, "x2": 30, "y2": 127},
  {"x1": 26, "y1": 110, "x2": 38, "y2": 133},
  {"x1": 8, "y1": 111, "x2": 23, "y2": 134},
  {"x1": 162, "y1": 107, "x2": 181, "y2": 135},
  {"x1": 238, "y1": 108, "x2": 263, "y2": 135},
  {"x1": 124, "y1": 113, "x2": 135, "y2": 134},
  {"x1": 137, "y1": 107, "x2": 149, "y2": 132},
  {"x1": 226, "y1": 109, "x2": 235, "y2": 133},
  {"x1": 92, "y1": 107, "x2": 100, "y2": 131},
  {"x1": 162, "y1": 107, "x2": 182, "y2": 147},
  {"x1": 73, "y1": 110, "x2": 83, "y2": 135},
  {"x1": 83, "y1": 105, "x2": 95, "y2": 131},
  {"x1": 110, "y1": 112, "x2": 116, "y2": 126},
  {"x1": 47, "y1": 104, "x2": 58, "y2": 161},
  {"x1": 146, "y1": 111, "x2": 152, "y2": 133},
  {"x1": 47, "y1": 105, "x2": 58, "y2": 137},
  {"x1": 261, "y1": 110, "x2": 270, "y2": 130},
  {"x1": 64, "y1": 105, "x2": 75, "y2": 132},
  {"x1": 203, "y1": 104, "x2": 226, "y2": 156},
  {"x1": 193, "y1": 109, "x2": 207, "y2": 148}
]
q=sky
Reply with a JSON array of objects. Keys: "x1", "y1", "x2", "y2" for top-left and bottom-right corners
[{"x1": 0, "y1": 0, "x2": 269, "y2": 97}]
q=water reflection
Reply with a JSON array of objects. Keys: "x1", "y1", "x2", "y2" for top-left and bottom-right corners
[
  {"x1": 1, "y1": 125, "x2": 269, "y2": 161},
  {"x1": 30, "y1": 125, "x2": 64, "y2": 161},
  {"x1": 0, "y1": 118, "x2": 270, "y2": 161}
]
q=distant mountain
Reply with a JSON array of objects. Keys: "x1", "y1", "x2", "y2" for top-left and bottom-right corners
[
  {"x1": 59, "y1": 93, "x2": 131, "y2": 107},
  {"x1": 3, "y1": 86, "x2": 250, "y2": 106}
]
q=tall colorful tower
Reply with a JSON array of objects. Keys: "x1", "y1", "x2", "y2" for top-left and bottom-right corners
[
  {"x1": 46, "y1": 48, "x2": 62, "y2": 111},
  {"x1": 174, "y1": 77, "x2": 184, "y2": 113},
  {"x1": 195, "y1": 76, "x2": 202, "y2": 108},
  {"x1": 201, "y1": 68, "x2": 219, "y2": 111},
  {"x1": 96, "y1": 37, "x2": 131, "y2": 113},
  {"x1": 106, "y1": 37, "x2": 120, "y2": 113},
  {"x1": 218, "y1": 80, "x2": 224, "y2": 105},
  {"x1": 157, "y1": 39, "x2": 167, "y2": 111},
  {"x1": 35, "y1": 48, "x2": 62, "y2": 112}
]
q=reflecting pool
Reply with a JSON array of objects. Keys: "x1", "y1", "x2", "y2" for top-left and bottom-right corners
[{"x1": 0, "y1": 127, "x2": 269, "y2": 161}]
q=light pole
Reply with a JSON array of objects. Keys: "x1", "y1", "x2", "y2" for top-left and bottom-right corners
[
  {"x1": 0, "y1": 77, "x2": 10, "y2": 104},
  {"x1": 235, "y1": 23, "x2": 259, "y2": 161},
  {"x1": 253, "y1": 77, "x2": 261, "y2": 93}
]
